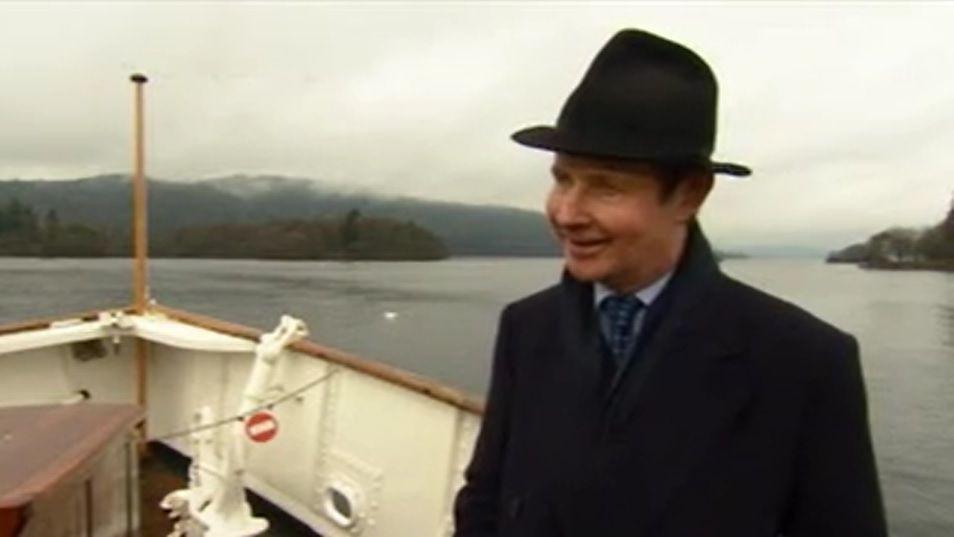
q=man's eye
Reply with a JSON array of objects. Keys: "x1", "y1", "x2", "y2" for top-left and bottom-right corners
[{"x1": 594, "y1": 184, "x2": 622, "y2": 198}]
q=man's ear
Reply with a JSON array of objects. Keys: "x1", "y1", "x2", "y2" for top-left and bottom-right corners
[{"x1": 674, "y1": 172, "x2": 714, "y2": 222}]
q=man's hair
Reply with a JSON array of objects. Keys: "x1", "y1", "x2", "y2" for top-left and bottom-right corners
[{"x1": 652, "y1": 161, "x2": 712, "y2": 202}]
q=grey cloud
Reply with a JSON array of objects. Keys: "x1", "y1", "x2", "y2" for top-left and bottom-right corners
[{"x1": 0, "y1": 3, "x2": 951, "y2": 251}]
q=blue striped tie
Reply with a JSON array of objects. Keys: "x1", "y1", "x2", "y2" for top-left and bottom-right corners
[{"x1": 600, "y1": 294, "x2": 644, "y2": 363}]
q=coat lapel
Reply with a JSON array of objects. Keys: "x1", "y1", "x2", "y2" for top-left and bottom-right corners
[
  {"x1": 603, "y1": 223, "x2": 754, "y2": 535},
  {"x1": 557, "y1": 271, "x2": 604, "y2": 404}
]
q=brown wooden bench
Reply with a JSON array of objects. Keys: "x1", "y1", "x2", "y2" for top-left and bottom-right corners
[{"x1": 0, "y1": 403, "x2": 143, "y2": 537}]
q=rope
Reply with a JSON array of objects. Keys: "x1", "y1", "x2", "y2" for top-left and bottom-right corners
[{"x1": 146, "y1": 368, "x2": 338, "y2": 442}]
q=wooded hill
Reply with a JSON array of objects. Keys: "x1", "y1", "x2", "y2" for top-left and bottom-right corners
[
  {"x1": 827, "y1": 194, "x2": 954, "y2": 270},
  {"x1": 0, "y1": 174, "x2": 557, "y2": 257},
  {"x1": 0, "y1": 199, "x2": 447, "y2": 260}
]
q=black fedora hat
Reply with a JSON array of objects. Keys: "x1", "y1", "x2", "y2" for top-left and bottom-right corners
[{"x1": 512, "y1": 29, "x2": 751, "y2": 176}]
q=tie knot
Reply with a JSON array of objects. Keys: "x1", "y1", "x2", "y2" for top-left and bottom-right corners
[{"x1": 600, "y1": 293, "x2": 643, "y2": 319}]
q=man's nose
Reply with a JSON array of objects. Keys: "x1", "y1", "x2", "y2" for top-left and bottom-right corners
[{"x1": 552, "y1": 188, "x2": 590, "y2": 227}]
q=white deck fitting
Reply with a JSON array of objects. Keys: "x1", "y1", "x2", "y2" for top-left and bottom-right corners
[
  {"x1": 0, "y1": 311, "x2": 256, "y2": 357},
  {"x1": 131, "y1": 315, "x2": 256, "y2": 353},
  {"x1": 0, "y1": 318, "x2": 112, "y2": 356}
]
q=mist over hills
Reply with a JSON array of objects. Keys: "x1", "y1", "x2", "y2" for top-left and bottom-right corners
[{"x1": 0, "y1": 174, "x2": 558, "y2": 256}]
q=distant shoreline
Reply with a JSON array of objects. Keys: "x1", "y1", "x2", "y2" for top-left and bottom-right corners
[
  {"x1": 859, "y1": 260, "x2": 954, "y2": 272},
  {"x1": 0, "y1": 252, "x2": 802, "y2": 263},
  {"x1": 0, "y1": 254, "x2": 557, "y2": 262}
]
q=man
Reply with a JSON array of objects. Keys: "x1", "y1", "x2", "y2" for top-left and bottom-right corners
[{"x1": 453, "y1": 29, "x2": 886, "y2": 537}]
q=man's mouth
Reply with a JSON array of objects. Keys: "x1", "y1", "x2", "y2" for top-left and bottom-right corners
[{"x1": 563, "y1": 237, "x2": 609, "y2": 258}]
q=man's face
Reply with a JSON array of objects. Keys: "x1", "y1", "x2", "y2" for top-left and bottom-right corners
[{"x1": 545, "y1": 153, "x2": 711, "y2": 292}]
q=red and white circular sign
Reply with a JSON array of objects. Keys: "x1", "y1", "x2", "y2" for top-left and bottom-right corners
[{"x1": 245, "y1": 411, "x2": 279, "y2": 443}]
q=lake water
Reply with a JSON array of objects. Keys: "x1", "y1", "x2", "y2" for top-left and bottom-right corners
[{"x1": 1, "y1": 256, "x2": 951, "y2": 536}]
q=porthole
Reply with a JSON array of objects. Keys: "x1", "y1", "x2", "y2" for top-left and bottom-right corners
[{"x1": 323, "y1": 484, "x2": 358, "y2": 528}]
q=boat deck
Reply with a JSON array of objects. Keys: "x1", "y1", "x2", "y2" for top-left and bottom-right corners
[{"x1": 0, "y1": 309, "x2": 482, "y2": 536}]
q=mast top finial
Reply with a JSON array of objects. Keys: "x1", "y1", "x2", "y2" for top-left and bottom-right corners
[{"x1": 130, "y1": 73, "x2": 148, "y2": 84}]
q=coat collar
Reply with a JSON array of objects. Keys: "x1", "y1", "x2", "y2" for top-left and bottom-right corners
[
  {"x1": 557, "y1": 221, "x2": 753, "y2": 536},
  {"x1": 556, "y1": 220, "x2": 735, "y2": 393}
]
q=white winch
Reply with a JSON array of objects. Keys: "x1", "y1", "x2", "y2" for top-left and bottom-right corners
[{"x1": 160, "y1": 315, "x2": 309, "y2": 537}]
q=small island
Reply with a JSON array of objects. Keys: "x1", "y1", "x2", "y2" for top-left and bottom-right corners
[
  {"x1": 717, "y1": 251, "x2": 750, "y2": 261},
  {"x1": 827, "y1": 195, "x2": 954, "y2": 271},
  {"x1": 0, "y1": 201, "x2": 448, "y2": 261}
]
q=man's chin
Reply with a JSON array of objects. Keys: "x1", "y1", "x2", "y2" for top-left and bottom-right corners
[{"x1": 563, "y1": 260, "x2": 606, "y2": 283}]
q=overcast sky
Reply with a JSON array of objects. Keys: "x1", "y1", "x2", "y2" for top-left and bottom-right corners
[{"x1": 1, "y1": 2, "x2": 952, "y2": 252}]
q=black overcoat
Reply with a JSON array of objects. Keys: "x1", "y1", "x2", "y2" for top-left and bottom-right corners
[{"x1": 454, "y1": 224, "x2": 887, "y2": 537}]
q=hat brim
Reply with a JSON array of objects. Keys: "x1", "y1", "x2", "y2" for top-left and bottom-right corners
[{"x1": 512, "y1": 125, "x2": 751, "y2": 177}]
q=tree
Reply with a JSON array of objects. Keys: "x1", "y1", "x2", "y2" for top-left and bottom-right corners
[
  {"x1": 868, "y1": 227, "x2": 921, "y2": 263},
  {"x1": 341, "y1": 208, "x2": 361, "y2": 249},
  {"x1": 942, "y1": 191, "x2": 954, "y2": 234},
  {"x1": 44, "y1": 209, "x2": 61, "y2": 241},
  {"x1": 911, "y1": 191, "x2": 954, "y2": 261},
  {"x1": 0, "y1": 198, "x2": 38, "y2": 239}
]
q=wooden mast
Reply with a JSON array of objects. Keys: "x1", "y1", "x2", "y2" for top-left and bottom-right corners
[
  {"x1": 130, "y1": 73, "x2": 149, "y2": 312},
  {"x1": 130, "y1": 73, "x2": 150, "y2": 438}
]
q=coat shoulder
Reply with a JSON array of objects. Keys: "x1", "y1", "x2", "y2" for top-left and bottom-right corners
[
  {"x1": 717, "y1": 275, "x2": 859, "y2": 390},
  {"x1": 504, "y1": 282, "x2": 564, "y2": 320},
  {"x1": 719, "y1": 275, "x2": 852, "y2": 347}
]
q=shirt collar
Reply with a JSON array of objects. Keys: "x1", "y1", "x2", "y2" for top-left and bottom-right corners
[{"x1": 593, "y1": 270, "x2": 674, "y2": 310}]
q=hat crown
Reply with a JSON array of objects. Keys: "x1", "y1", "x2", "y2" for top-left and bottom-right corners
[{"x1": 558, "y1": 30, "x2": 717, "y2": 161}]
